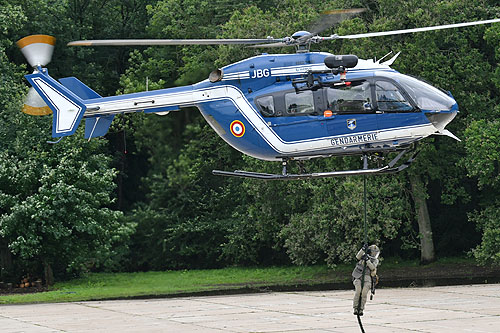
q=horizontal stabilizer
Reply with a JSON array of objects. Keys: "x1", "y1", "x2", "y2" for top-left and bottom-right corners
[
  {"x1": 85, "y1": 116, "x2": 115, "y2": 139},
  {"x1": 59, "y1": 77, "x2": 102, "y2": 99}
]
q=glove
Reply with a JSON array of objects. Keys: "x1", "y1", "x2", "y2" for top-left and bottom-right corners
[
  {"x1": 363, "y1": 243, "x2": 369, "y2": 252},
  {"x1": 362, "y1": 254, "x2": 369, "y2": 261}
]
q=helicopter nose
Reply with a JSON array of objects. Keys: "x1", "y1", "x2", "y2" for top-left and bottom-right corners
[{"x1": 425, "y1": 102, "x2": 458, "y2": 131}]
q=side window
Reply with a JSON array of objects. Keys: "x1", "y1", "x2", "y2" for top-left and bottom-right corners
[
  {"x1": 285, "y1": 91, "x2": 314, "y2": 115},
  {"x1": 256, "y1": 96, "x2": 275, "y2": 117},
  {"x1": 375, "y1": 81, "x2": 413, "y2": 112},
  {"x1": 326, "y1": 81, "x2": 371, "y2": 114}
]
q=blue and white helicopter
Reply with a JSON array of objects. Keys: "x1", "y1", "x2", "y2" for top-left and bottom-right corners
[{"x1": 17, "y1": 11, "x2": 500, "y2": 180}]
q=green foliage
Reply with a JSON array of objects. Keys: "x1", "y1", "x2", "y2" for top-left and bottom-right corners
[
  {"x1": 126, "y1": 118, "x2": 248, "y2": 269},
  {"x1": 118, "y1": 49, "x2": 173, "y2": 94},
  {"x1": 281, "y1": 174, "x2": 412, "y2": 266},
  {"x1": 463, "y1": 118, "x2": 500, "y2": 189},
  {"x1": 0, "y1": 1, "x2": 133, "y2": 282},
  {"x1": 469, "y1": 204, "x2": 500, "y2": 265},
  {"x1": 461, "y1": 10, "x2": 500, "y2": 264},
  {"x1": 0, "y1": 114, "x2": 132, "y2": 280}
]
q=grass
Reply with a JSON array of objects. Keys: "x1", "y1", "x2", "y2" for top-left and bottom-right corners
[
  {"x1": 0, "y1": 265, "x2": 351, "y2": 304},
  {"x1": 0, "y1": 257, "x2": 476, "y2": 305}
]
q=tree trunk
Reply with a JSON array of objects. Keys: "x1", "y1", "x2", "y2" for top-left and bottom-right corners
[
  {"x1": 409, "y1": 174, "x2": 436, "y2": 264},
  {"x1": 43, "y1": 260, "x2": 54, "y2": 286},
  {"x1": 0, "y1": 238, "x2": 13, "y2": 281}
]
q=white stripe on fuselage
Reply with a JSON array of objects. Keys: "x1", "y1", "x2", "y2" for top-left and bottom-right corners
[
  {"x1": 220, "y1": 58, "x2": 394, "y2": 81},
  {"x1": 84, "y1": 85, "x2": 437, "y2": 157}
]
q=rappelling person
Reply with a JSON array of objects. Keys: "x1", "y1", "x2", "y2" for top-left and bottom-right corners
[{"x1": 352, "y1": 244, "x2": 380, "y2": 316}]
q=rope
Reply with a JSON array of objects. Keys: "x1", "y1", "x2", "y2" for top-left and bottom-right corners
[
  {"x1": 357, "y1": 261, "x2": 367, "y2": 333},
  {"x1": 356, "y1": 170, "x2": 368, "y2": 333},
  {"x1": 363, "y1": 174, "x2": 367, "y2": 243},
  {"x1": 357, "y1": 311, "x2": 366, "y2": 333},
  {"x1": 122, "y1": 114, "x2": 128, "y2": 154}
]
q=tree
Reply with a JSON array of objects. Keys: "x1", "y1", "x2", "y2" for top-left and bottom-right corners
[
  {"x1": 0, "y1": 2, "x2": 133, "y2": 284},
  {"x1": 0, "y1": 107, "x2": 132, "y2": 283},
  {"x1": 461, "y1": 24, "x2": 500, "y2": 264},
  {"x1": 0, "y1": 1, "x2": 27, "y2": 282}
]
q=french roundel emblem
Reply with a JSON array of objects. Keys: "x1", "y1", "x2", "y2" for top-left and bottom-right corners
[{"x1": 230, "y1": 120, "x2": 245, "y2": 137}]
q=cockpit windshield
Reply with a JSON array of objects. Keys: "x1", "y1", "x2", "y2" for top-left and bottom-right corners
[{"x1": 377, "y1": 72, "x2": 455, "y2": 111}]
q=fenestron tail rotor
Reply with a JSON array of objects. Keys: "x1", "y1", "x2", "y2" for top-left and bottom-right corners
[{"x1": 17, "y1": 35, "x2": 56, "y2": 116}]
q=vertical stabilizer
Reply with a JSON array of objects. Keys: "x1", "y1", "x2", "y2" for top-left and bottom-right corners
[{"x1": 26, "y1": 71, "x2": 87, "y2": 137}]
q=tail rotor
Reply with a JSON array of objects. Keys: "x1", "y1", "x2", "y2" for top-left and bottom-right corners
[
  {"x1": 16, "y1": 34, "x2": 55, "y2": 68},
  {"x1": 22, "y1": 87, "x2": 52, "y2": 116},
  {"x1": 17, "y1": 35, "x2": 56, "y2": 116}
]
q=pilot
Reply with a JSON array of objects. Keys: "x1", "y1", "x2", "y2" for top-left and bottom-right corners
[{"x1": 352, "y1": 244, "x2": 380, "y2": 316}]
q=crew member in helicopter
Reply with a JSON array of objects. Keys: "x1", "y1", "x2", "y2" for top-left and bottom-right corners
[{"x1": 352, "y1": 244, "x2": 380, "y2": 316}]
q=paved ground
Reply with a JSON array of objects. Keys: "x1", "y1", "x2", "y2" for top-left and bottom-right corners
[{"x1": 0, "y1": 284, "x2": 499, "y2": 332}]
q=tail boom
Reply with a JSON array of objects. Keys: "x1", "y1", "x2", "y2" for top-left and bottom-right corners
[
  {"x1": 83, "y1": 85, "x2": 196, "y2": 116},
  {"x1": 25, "y1": 70, "x2": 197, "y2": 138}
]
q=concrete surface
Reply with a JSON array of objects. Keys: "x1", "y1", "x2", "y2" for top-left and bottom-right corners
[{"x1": 0, "y1": 284, "x2": 499, "y2": 332}]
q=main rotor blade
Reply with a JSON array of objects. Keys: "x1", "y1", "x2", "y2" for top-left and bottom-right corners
[
  {"x1": 248, "y1": 42, "x2": 289, "y2": 48},
  {"x1": 308, "y1": 8, "x2": 366, "y2": 35},
  {"x1": 333, "y1": 18, "x2": 500, "y2": 39},
  {"x1": 68, "y1": 38, "x2": 283, "y2": 46}
]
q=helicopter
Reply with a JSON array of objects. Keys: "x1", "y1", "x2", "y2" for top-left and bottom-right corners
[{"x1": 17, "y1": 10, "x2": 500, "y2": 180}]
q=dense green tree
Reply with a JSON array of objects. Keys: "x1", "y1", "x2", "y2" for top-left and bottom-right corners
[
  {"x1": 462, "y1": 19, "x2": 500, "y2": 264},
  {"x1": 0, "y1": 1, "x2": 134, "y2": 284},
  {"x1": 0, "y1": 83, "x2": 132, "y2": 284},
  {"x1": 0, "y1": 133, "x2": 132, "y2": 283},
  {"x1": 0, "y1": 1, "x2": 28, "y2": 282},
  {"x1": 464, "y1": 118, "x2": 500, "y2": 264}
]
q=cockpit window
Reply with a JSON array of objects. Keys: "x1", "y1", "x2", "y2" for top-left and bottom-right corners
[
  {"x1": 394, "y1": 74, "x2": 455, "y2": 111},
  {"x1": 326, "y1": 80, "x2": 371, "y2": 114},
  {"x1": 376, "y1": 81, "x2": 413, "y2": 112},
  {"x1": 256, "y1": 96, "x2": 275, "y2": 116},
  {"x1": 285, "y1": 90, "x2": 314, "y2": 115}
]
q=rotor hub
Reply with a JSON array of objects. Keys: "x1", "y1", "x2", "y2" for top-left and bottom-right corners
[{"x1": 291, "y1": 31, "x2": 311, "y2": 40}]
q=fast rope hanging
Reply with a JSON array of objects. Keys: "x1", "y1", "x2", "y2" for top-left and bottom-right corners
[
  {"x1": 357, "y1": 155, "x2": 369, "y2": 333},
  {"x1": 122, "y1": 114, "x2": 128, "y2": 154}
]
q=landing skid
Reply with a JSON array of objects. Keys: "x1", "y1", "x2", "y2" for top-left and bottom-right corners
[{"x1": 212, "y1": 149, "x2": 418, "y2": 180}]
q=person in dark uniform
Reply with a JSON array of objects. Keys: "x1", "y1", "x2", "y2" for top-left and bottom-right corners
[{"x1": 352, "y1": 244, "x2": 380, "y2": 316}]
